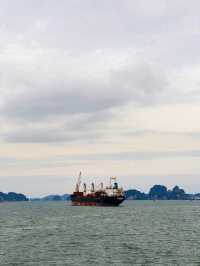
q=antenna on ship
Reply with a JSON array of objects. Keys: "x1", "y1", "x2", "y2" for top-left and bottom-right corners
[{"x1": 75, "y1": 171, "x2": 82, "y2": 192}]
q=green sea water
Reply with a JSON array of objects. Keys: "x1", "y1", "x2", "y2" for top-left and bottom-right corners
[{"x1": 1, "y1": 201, "x2": 200, "y2": 265}]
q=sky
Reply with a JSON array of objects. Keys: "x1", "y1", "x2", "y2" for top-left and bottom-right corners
[{"x1": 0, "y1": 0, "x2": 200, "y2": 196}]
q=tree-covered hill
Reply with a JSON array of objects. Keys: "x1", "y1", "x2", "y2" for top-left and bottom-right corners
[
  {"x1": 1, "y1": 184, "x2": 199, "y2": 202},
  {"x1": 0, "y1": 192, "x2": 28, "y2": 202},
  {"x1": 125, "y1": 185, "x2": 191, "y2": 200}
]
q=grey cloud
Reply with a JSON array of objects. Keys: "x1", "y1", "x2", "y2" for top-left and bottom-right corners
[
  {"x1": 2, "y1": 111, "x2": 112, "y2": 143},
  {"x1": 1, "y1": 61, "x2": 166, "y2": 122},
  {"x1": 0, "y1": 59, "x2": 167, "y2": 143},
  {"x1": 3, "y1": 127, "x2": 101, "y2": 143},
  {"x1": 57, "y1": 150, "x2": 200, "y2": 161},
  {"x1": 5, "y1": 125, "x2": 200, "y2": 143},
  {"x1": 0, "y1": 0, "x2": 199, "y2": 144},
  {"x1": 1, "y1": 150, "x2": 200, "y2": 168}
]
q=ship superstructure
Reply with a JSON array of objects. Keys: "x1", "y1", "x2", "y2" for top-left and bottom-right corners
[{"x1": 70, "y1": 172, "x2": 125, "y2": 206}]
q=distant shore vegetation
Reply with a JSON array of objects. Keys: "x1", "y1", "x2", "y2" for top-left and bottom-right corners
[
  {"x1": 29, "y1": 185, "x2": 200, "y2": 201},
  {"x1": 0, "y1": 192, "x2": 28, "y2": 202},
  {"x1": 124, "y1": 185, "x2": 196, "y2": 200},
  {"x1": 1, "y1": 185, "x2": 200, "y2": 202}
]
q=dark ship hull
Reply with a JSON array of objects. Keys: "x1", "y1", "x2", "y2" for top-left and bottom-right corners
[{"x1": 71, "y1": 193, "x2": 125, "y2": 206}]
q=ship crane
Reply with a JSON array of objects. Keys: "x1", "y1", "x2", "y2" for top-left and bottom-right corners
[{"x1": 75, "y1": 171, "x2": 82, "y2": 192}]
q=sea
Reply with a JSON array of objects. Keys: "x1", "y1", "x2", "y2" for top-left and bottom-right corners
[{"x1": 1, "y1": 201, "x2": 200, "y2": 266}]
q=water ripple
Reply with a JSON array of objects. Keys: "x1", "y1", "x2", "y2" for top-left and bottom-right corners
[{"x1": 1, "y1": 201, "x2": 200, "y2": 265}]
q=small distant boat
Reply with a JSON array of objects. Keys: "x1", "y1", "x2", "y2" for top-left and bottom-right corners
[{"x1": 70, "y1": 172, "x2": 125, "y2": 206}]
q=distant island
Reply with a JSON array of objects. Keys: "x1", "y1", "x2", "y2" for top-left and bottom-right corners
[
  {"x1": 36, "y1": 185, "x2": 200, "y2": 201},
  {"x1": 31, "y1": 194, "x2": 71, "y2": 201},
  {"x1": 1, "y1": 185, "x2": 200, "y2": 202},
  {"x1": 124, "y1": 185, "x2": 199, "y2": 200},
  {"x1": 30, "y1": 185, "x2": 200, "y2": 201},
  {"x1": 0, "y1": 192, "x2": 28, "y2": 202}
]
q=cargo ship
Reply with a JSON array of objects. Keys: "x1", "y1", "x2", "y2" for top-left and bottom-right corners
[{"x1": 71, "y1": 172, "x2": 125, "y2": 206}]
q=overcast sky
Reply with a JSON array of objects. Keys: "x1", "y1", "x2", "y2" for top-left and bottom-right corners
[{"x1": 0, "y1": 0, "x2": 200, "y2": 196}]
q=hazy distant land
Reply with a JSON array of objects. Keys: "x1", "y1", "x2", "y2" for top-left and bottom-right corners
[
  {"x1": 0, "y1": 192, "x2": 28, "y2": 202},
  {"x1": 1, "y1": 184, "x2": 200, "y2": 202}
]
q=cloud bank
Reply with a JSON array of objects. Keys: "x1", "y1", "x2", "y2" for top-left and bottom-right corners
[
  {"x1": 0, "y1": 1, "x2": 200, "y2": 194},
  {"x1": 0, "y1": 0, "x2": 200, "y2": 143}
]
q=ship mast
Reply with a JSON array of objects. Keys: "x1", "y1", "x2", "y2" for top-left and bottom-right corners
[{"x1": 75, "y1": 171, "x2": 82, "y2": 192}]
